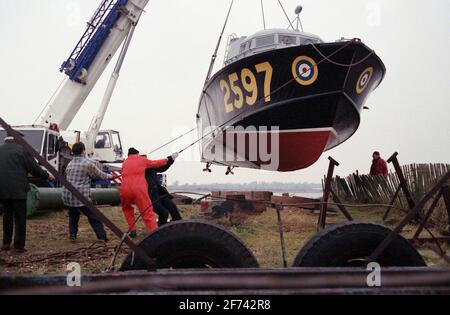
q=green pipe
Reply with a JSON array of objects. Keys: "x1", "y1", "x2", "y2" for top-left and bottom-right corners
[{"x1": 27, "y1": 184, "x2": 121, "y2": 217}]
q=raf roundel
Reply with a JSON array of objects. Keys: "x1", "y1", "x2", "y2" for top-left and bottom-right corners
[
  {"x1": 292, "y1": 56, "x2": 319, "y2": 86},
  {"x1": 356, "y1": 67, "x2": 374, "y2": 94}
]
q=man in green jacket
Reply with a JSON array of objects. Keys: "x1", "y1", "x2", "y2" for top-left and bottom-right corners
[{"x1": 0, "y1": 133, "x2": 54, "y2": 252}]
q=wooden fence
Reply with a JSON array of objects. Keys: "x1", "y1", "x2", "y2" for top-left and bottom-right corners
[{"x1": 331, "y1": 163, "x2": 450, "y2": 207}]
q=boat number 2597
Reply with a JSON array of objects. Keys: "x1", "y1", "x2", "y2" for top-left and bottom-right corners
[{"x1": 220, "y1": 62, "x2": 273, "y2": 113}]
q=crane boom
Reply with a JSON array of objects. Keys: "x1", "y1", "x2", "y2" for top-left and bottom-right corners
[{"x1": 38, "y1": 0, "x2": 150, "y2": 130}]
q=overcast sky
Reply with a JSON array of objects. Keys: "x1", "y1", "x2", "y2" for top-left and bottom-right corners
[{"x1": 0, "y1": 0, "x2": 449, "y2": 185}]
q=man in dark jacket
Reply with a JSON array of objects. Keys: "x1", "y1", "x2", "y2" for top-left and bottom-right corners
[
  {"x1": 145, "y1": 154, "x2": 182, "y2": 226},
  {"x1": 0, "y1": 133, "x2": 54, "y2": 252}
]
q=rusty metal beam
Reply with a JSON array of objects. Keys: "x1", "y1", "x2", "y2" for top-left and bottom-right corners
[{"x1": 1, "y1": 267, "x2": 450, "y2": 295}]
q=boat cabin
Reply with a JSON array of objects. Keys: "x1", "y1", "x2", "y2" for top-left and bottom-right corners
[{"x1": 224, "y1": 29, "x2": 323, "y2": 66}]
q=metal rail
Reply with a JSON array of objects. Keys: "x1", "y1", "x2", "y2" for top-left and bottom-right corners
[{"x1": 1, "y1": 267, "x2": 450, "y2": 295}]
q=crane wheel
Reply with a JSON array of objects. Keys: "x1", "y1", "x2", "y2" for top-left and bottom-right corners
[
  {"x1": 293, "y1": 221, "x2": 426, "y2": 267},
  {"x1": 120, "y1": 220, "x2": 259, "y2": 271}
]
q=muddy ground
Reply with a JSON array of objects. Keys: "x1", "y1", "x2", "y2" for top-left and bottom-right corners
[{"x1": 0, "y1": 204, "x2": 449, "y2": 275}]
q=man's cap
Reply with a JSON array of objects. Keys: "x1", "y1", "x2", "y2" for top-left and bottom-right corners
[{"x1": 128, "y1": 147, "x2": 140, "y2": 155}]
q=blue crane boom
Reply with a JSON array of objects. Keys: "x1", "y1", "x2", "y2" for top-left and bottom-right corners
[{"x1": 61, "y1": 0, "x2": 129, "y2": 82}]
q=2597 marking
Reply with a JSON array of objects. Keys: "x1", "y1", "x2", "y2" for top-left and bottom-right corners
[{"x1": 220, "y1": 62, "x2": 273, "y2": 113}]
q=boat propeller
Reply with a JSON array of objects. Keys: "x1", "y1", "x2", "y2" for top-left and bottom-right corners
[
  {"x1": 203, "y1": 163, "x2": 212, "y2": 173},
  {"x1": 226, "y1": 166, "x2": 236, "y2": 176}
]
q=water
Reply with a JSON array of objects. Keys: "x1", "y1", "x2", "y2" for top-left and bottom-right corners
[{"x1": 172, "y1": 190, "x2": 323, "y2": 200}]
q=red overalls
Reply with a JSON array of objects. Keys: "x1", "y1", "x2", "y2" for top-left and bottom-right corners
[{"x1": 120, "y1": 155, "x2": 168, "y2": 233}]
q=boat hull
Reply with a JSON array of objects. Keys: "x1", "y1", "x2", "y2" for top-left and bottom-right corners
[{"x1": 197, "y1": 41, "x2": 385, "y2": 172}]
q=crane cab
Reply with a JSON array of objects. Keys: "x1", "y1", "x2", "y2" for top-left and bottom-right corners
[
  {"x1": 91, "y1": 130, "x2": 124, "y2": 163},
  {"x1": 0, "y1": 126, "x2": 124, "y2": 177},
  {"x1": 0, "y1": 126, "x2": 61, "y2": 186}
]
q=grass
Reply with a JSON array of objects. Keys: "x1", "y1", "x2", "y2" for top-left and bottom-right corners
[{"x1": 0, "y1": 203, "x2": 449, "y2": 275}]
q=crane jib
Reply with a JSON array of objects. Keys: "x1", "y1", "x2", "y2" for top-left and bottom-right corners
[{"x1": 60, "y1": 0, "x2": 129, "y2": 82}]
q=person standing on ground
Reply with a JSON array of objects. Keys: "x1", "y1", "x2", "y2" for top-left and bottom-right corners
[
  {"x1": 370, "y1": 151, "x2": 388, "y2": 177},
  {"x1": 62, "y1": 142, "x2": 114, "y2": 242},
  {"x1": 120, "y1": 148, "x2": 174, "y2": 237},
  {"x1": 145, "y1": 154, "x2": 182, "y2": 226},
  {"x1": 0, "y1": 132, "x2": 54, "y2": 253}
]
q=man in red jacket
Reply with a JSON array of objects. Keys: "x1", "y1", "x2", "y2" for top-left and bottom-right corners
[
  {"x1": 370, "y1": 151, "x2": 388, "y2": 177},
  {"x1": 120, "y1": 148, "x2": 173, "y2": 236}
]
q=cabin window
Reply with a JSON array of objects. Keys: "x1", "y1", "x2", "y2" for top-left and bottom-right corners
[
  {"x1": 111, "y1": 132, "x2": 123, "y2": 154},
  {"x1": 279, "y1": 35, "x2": 297, "y2": 45},
  {"x1": 47, "y1": 134, "x2": 56, "y2": 156},
  {"x1": 95, "y1": 132, "x2": 111, "y2": 149},
  {"x1": 255, "y1": 35, "x2": 275, "y2": 48}
]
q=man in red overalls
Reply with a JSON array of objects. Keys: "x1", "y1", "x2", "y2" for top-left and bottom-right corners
[{"x1": 120, "y1": 148, "x2": 176, "y2": 236}]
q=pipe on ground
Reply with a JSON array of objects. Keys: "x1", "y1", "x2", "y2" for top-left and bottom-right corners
[{"x1": 27, "y1": 184, "x2": 121, "y2": 217}]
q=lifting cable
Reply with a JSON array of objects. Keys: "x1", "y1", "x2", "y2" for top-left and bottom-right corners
[
  {"x1": 277, "y1": 0, "x2": 295, "y2": 30},
  {"x1": 260, "y1": 0, "x2": 266, "y2": 30},
  {"x1": 145, "y1": 1, "x2": 234, "y2": 156},
  {"x1": 204, "y1": 0, "x2": 234, "y2": 86},
  {"x1": 147, "y1": 127, "x2": 196, "y2": 155}
]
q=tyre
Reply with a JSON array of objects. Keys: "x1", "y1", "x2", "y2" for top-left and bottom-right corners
[
  {"x1": 293, "y1": 221, "x2": 426, "y2": 267},
  {"x1": 120, "y1": 220, "x2": 259, "y2": 271}
]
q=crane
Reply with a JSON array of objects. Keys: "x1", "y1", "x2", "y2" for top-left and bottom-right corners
[{"x1": 1, "y1": 0, "x2": 150, "y2": 175}]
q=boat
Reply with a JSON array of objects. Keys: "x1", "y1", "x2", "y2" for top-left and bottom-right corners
[{"x1": 196, "y1": 10, "x2": 386, "y2": 172}]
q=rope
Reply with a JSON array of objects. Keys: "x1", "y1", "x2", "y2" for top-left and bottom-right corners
[
  {"x1": 260, "y1": 0, "x2": 266, "y2": 30},
  {"x1": 204, "y1": 0, "x2": 234, "y2": 86},
  {"x1": 310, "y1": 41, "x2": 376, "y2": 67},
  {"x1": 4, "y1": 241, "x2": 117, "y2": 267},
  {"x1": 277, "y1": 0, "x2": 295, "y2": 30},
  {"x1": 147, "y1": 127, "x2": 196, "y2": 155}
]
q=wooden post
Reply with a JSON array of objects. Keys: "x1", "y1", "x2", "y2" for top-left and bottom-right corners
[
  {"x1": 318, "y1": 157, "x2": 340, "y2": 230},
  {"x1": 387, "y1": 152, "x2": 416, "y2": 210}
]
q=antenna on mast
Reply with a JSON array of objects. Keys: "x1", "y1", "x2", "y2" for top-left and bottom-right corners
[{"x1": 294, "y1": 5, "x2": 304, "y2": 32}]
